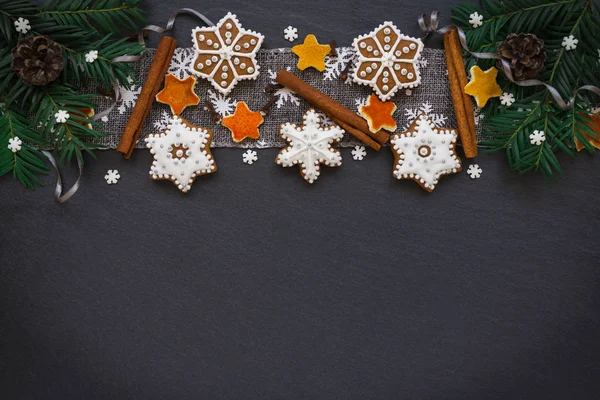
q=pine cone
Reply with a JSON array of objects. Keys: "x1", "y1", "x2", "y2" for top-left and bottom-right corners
[
  {"x1": 11, "y1": 36, "x2": 64, "y2": 86},
  {"x1": 497, "y1": 33, "x2": 546, "y2": 81}
]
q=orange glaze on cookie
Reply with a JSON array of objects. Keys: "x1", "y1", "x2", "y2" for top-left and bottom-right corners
[
  {"x1": 358, "y1": 94, "x2": 397, "y2": 133},
  {"x1": 155, "y1": 74, "x2": 200, "y2": 115},
  {"x1": 221, "y1": 101, "x2": 264, "y2": 142}
]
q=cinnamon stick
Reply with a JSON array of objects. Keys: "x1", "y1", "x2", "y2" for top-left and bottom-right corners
[
  {"x1": 328, "y1": 115, "x2": 381, "y2": 151},
  {"x1": 275, "y1": 70, "x2": 389, "y2": 149},
  {"x1": 117, "y1": 36, "x2": 177, "y2": 158},
  {"x1": 444, "y1": 30, "x2": 477, "y2": 158}
]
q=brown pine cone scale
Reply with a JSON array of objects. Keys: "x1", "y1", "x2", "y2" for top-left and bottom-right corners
[
  {"x1": 497, "y1": 33, "x2": 546, "y2": 81},
  {"x1": 11, "y1": 36, "x2": 64, "y2": 86}
]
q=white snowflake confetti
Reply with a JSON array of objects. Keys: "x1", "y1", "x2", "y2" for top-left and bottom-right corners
[
  {"x1": 500, "y1": 92, "x2": 515, "y2": 107},
  {"x1": 14, "y1": 17, "x2": 30, "y2": 34},
  {"x1": 85, "y1": 50, "x2": 98, "y2": 63},
  {"x1": 54, "y1": 110, "x2": 70, "y2": 123},
  {"x1": 467, "y1": 164, "x2": 482, "y2": 179},
  {"x1": 276, "y1": 109, "x2": 344, "y2": 183},
  {"x1": 153, "y1": 110, "x2": 172, "y2": 131},
  {"x1": 404, "y1": 102, "x2": 447, "y2": 129},
  {"x1": 168, "y1": 48, "x2": 194, "y2": 79},
  {"x1": 283, "y1": 26, "x2": 298, "y2": 42},
  {"x1": 242, "y1": 149, "x2": 258, "y2": 164},
  {"x1": 351, "y1": 145, "x2": 367, "y2": 161},
  {"x1": 118, "y1": 77, "x2": 141, "y2": 114},
  {"x1": 268, "y1": 68, "x2": 300, "y2": 108},
  {"x1": 207, "y1": 89, "x2": 238, "y2": 116},
  {"x1": 469, "y1": 12, "x2": 483, "y2": 28},
  {"x1": 529, "y1": 130, "x2": 546, "y2": 146},
  {"x1": 562, "y1": 35, "x2": 578, "y2": 51},
  {"x1": 104, "y1": 169, "x2": 120, "y2": 184},
  {"x1": 324, "y1": 47, "x2": 355, "y2": 83},
  {"x1": 101, "y1": 115, "x2": 109, "y2": 123},
  {"x1": 8, "y1": 136, "x2": 22, "y2": 153}
]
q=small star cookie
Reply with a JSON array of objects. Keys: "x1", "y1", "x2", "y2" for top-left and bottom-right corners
[
  {"x1": 463, "y1": 65, "x2": 503, "y2": 107},
  {"x1": 276, "y1": 109, "x2": 344, "y2": 183},
  {"x1": 221, "y1": 101, "x2": 264, "y2": 142},
  {"x1": 358, "y1": 94, "x2": 397, "y2": 133},
  {"x1": 156, "y1": 74, "x2": 200, "y2": 115},
  {"x1": 390, "y1": 114, "x2": 462, "y2": 192},
  {"x1": 145, "y1": 116, "x2": 217, "y2": 193},
  {"x1": 291, "y1": 34, "x2": 331, "y2": 72},
  {"x1": 190, "y1": 12, "x2": 264, "y2": 95},
  {"x1": 575, "y1": 111, "x2": 600, "y2": 152}
]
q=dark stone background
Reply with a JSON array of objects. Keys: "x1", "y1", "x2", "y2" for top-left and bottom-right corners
[{"x1": 1, "y1": 0, "x2": 599, "y2": 399}]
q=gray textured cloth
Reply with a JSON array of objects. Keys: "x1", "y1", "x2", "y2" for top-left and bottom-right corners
[{"x1": 95, "y1": 46, "x2": 463, "y2": 149}]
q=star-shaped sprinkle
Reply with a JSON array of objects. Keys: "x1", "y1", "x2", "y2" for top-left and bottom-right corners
[
  {"x1": 562, "y1": 35, "x2": 578, "y2": 51},
  {"x1": 8, "y1": 136, "x2": 22, "y2": 153},
  {"x1": 14, "y1": 17, "x2": 30, "y2": 34},
  {"x1": 242, "y1": 149, "x2": 258, "y2": 164},
  {"x1": 358, "y1": 94, "x2": 397, "y2": 133},
  {"x1": 529, "y1": 130, "x2": 545, "y2": 146},
  {"x1": 145, "y1": 116, "x2": 217, "y2": 193},
  {"x1": 500, "y1": 92, "x2": 515, "y2": 107},
  {"x1": 104, "y1": 169, "x2": 120, "y2": 184},
  {"x1": 469, "y1": 12, "x2": 483, "y2": 28},
  {"x1": 467, "y1": 164, "x2": 482, "y2": 179},
  {"x1": 390, "y1": 114, "x2": 462, "y2": 192},
  {"x1": 276, "y1": 109, "x2": 344, "y2": 183},
  {"x1": 284, "y1": 26, "x2": 298, "y2": 42},
  {"x1": 85, "y1": 50, "x2": 98, "y2": 63},
  {"x1": 464, "y1": 65, "x2": 503, "y2": 107},
  {"x1": 221, "y1": 101, "x2": 264, "y2": 142},
  {"x1": 352, "y1": 145, "x2": 367, "y2": 161},
  {"x1": 55, "y1": 110, "x2": 70, "y2": 123},
  {"x1": 155, "y1": 74, "x2": 200, "y2": 115},
  {"x1": 291, "y1": 34, "x2": 331, "y2": 72}
]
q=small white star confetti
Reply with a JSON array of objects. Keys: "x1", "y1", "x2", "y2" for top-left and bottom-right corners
[
  {"x1": 529, "y1": 130, "x2": 546, "y2": 146},
  {"x1": 467, "y1": 164, "x2": 482, "y2": 179},
  {"x1": 500, "y1": 92, "x2": 515, "y2": 107},
  {"x1": 85, "y1": 50, "x2": 98, "y2": 63},
  {"x1": 351, "y1": 145, "x2": 367, "y2": 161},
  {"x1": 562, "y1": 35, "x2": 578, "y2": 51},
  {"x1": 283, "y1": 26, "x2": 298, "y2": 42},
  {"x1": 14, "y1": 17, "x2": 30, "y2": 34},
  {"x1": 242, "y1": 149, "x2": 258, "y2": 165},
  {"x1": 8, "y1": 136, "x2": 22, "y2": 153},
  {"x1": 54, "y1": 110, "x2": 70, "y2": 123},
  {"x1": 104, "y1": 169, "x2": 120, "y2": 184},
  {"x1": 469, "y1": 12, "x2": 483, "y2": 28}
]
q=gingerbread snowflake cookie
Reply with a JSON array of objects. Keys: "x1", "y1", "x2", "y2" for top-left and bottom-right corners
[
  {"x1": 276, "y1": 109, "x2": 344, "y2": 183},
  {"x1": 145, "y1": 116, "x2": 217, "y2": 193},
  {"x1": 390, "y1": 114, "x2": 461, "y2": 192},
  {"x1": 190, "y1": 12, "x2": 264, "y2": 95},
  {"x1": 352, "y1": 22, "x2": 424, "y2": 101}
]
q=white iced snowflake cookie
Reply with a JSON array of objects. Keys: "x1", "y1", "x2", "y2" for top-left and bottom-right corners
[
  {"x1": 390, "y1": 114, "x2": 462, "y2": 192},
  {"x1": 145, "y1": 116, "x2": 217, "y2": 193},
  {"x1": 190, "y1": 12, "x2": 264, "y2": 96},
  {"x1": 352, "y1": 21, "x2": 424, "y2": 101},
  {"x1": 276, "y1": 109, "x2": 344, "y2": 184}
]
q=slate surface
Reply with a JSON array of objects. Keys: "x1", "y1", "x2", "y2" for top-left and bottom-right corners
[{"x1": 1, "y1": 1, "x2": 600, "y2": 399}]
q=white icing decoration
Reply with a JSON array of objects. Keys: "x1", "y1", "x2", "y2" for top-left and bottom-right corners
[
  {"x1": 276, "y1": 109, "x2": 344, "y2": 184},
  {"x1": 199, "y1": 34, "x2": 205, "y2": 41},
  {"x1": 144, "y1": 116, "x2": 216, "y2": 193},
  {"x1": 247, "y1": 67, "x2": 254, "y2": 73},
  {"x1": 390, "y1": 115, "x2": 461, "y2": 191},
  {"x1": 407, "y1": 72, "x2": 414, "y2": 79}
]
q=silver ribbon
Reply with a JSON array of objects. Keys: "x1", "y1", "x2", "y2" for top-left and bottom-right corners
[
  {"x1": 50, "y1": 8, "x2": 215, "y2": 202},
  {"x1": 418, "y1": 11, "x2": 600, "y2": 110},
  {"x1": 42, "y1": 151, "x2": 83, "y2": 203}
]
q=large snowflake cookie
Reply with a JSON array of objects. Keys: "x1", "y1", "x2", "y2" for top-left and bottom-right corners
[
  {"x1": 190, "y1": 12, "x2": 264, "y2": 95},
  {"x1": 352, "y1": 22, "x2": 424, "y2": 101},
  {"x1": 276, "y1": 109, "x2": 344, "y2": 184},
  {"x1": 145, "y1": 116, "x2": 217, "y2": 193},
  {"x1": 390, "y1": 114, "x2": 462, "y2": 192}
]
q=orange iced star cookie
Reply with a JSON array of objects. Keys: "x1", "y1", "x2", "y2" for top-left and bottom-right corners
[
  {"x1": 291, "y1": 34, "x2": 331, "y2": 72},
  {"x1": 358, "y1": 94, "x2": 397, "y2": 133},
  {"x1": 221, "y1": 101, "x2": 264, "y2": 142},
  {"x1": 575, "y1": 111, "x2": 600, "y2": 152},
  {"x1": 155, "y1": 74, "x2": 200, "y2": 115},
  {"x1": 463, "y1": 65, "x2": 502, "y2": 107}
]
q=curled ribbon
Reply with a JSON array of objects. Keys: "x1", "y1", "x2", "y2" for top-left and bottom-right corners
[
  {"x1": 418, "y1": 11, "x2": 600, "y2": 110},
  {"x1": 51, "y1": 8, "x2": 214, "y2": 202}
]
